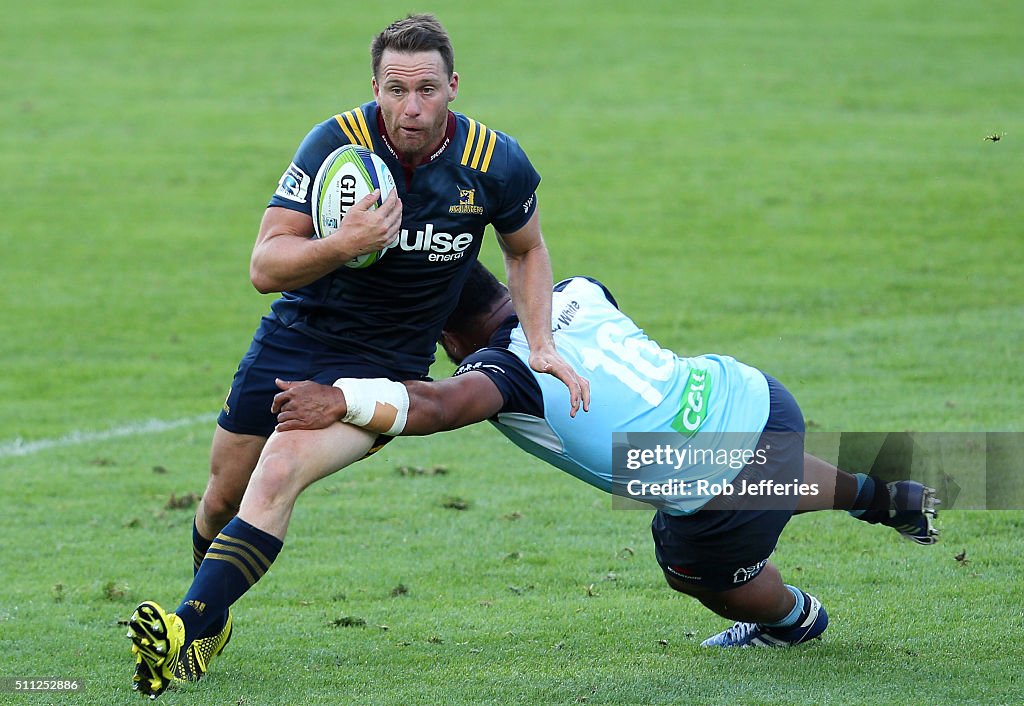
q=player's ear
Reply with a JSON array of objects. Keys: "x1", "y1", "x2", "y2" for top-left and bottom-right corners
[
  {"x1": 448, "y1": 72, "x2": 459, "y2": 102},
  {"x1": 440, "y1": 330, "x2": 463, "y2": 363}
]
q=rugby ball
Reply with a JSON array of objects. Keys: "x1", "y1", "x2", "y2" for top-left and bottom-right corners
[{"x1": 311, "y1": 144, "x2": 396, "y2": 268}]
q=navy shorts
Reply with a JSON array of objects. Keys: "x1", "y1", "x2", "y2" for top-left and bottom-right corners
[
  {"x1": 218, "y1": 317, "x2": 423, "y2": 439},
  {"x1": 651, "y1": 374, "x2": 805, "y2": 592}
]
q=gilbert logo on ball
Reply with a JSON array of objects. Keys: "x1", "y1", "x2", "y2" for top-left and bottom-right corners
[{"x1": 312, "y1": 144, "x2": 396, "y2": 268}]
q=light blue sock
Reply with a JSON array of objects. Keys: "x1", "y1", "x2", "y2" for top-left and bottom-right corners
[
  {"x1": 764, "y1": 585, "x2": 806, "y2": 628},
  {"x1": 848, "y1": 472, "x2": 874, "y2": 518}
]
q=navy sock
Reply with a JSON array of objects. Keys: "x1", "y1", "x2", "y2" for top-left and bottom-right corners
[
  {"x1": 192, "y1": 519, "x2": 213, "y2": 576},
  {"x1": 191, "y1": 519, "x2": 226, "y2": 639},
  {"x1": 848, "y1": 473, "x2": 876, "y2": 517},
  {"x1": 848, "y1": 473, "x2": 892, "y2": 522},
  {"x1": 764, "y1": 585, "x2": 806, "y2": 629},
  {"x1": 176, "y1": 517, "x2": 283, "y2": 646}
]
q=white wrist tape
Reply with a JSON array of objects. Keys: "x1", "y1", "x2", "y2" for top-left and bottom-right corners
[{"x1": 333, "y1": 377, "x2": 410, "y2": 436}]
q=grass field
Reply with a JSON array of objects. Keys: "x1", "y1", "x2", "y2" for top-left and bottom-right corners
[{"x1": 2, "y1": 1, "x2": 1022, "y2": 704}]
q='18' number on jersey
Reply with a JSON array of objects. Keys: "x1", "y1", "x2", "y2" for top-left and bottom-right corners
[{"x1": 579, "y1": 322, "x2": 675, "y2": 407}]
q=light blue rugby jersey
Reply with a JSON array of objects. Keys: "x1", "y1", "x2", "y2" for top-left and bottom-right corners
[{"x1": 453, "y1": 276, "x2": 771, "y2": 514}]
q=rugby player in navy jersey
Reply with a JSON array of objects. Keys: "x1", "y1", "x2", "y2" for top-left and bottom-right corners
[
  {"x1": 126, "y1": 15, "x2": 588, "y2": 699},
  {"x1": 272, "y1": 262, "x2": 939, "y2": 650}
]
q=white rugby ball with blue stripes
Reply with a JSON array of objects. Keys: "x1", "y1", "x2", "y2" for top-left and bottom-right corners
[{"x1": 311, "y1": 144, "x2": 396, "y2": 268}]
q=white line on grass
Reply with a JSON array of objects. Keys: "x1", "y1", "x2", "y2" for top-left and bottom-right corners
[{"x1": 0, "y1": 413, "x2": 218, "y2": 458}]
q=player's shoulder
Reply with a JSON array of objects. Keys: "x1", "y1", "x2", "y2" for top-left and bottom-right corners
[
  {"x1": 455, "y1": 316, "x2": 528, "y2": 377},
  {"x1": 454, "y1": 347, "x2": 522, "y2": 376},
  {"x1": 450, "y1": 111, "x2": 529, "y2": 176},
  {"x1": 292, "y1": 103, "x2": 381, "y2": 169},
  {"x1": 328, "y1": 101, "x2": 379, "y2": 149},
  {"x1": 272, "y1": 103, "x2": 378, "y2": 209},
  {"x1": 554, "y1": 276, "x2": 619, "y2": 309},
  {"x1": 295, "y1": 102, "x2": 378, "y2": 149}
]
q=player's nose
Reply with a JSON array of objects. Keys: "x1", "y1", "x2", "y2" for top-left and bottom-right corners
[{"x1": 403, "y1": 93, "x2": 422, "y2": 116}]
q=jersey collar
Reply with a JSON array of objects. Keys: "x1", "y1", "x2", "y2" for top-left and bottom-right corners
[{"x1": 376, "y1": 108, "x2": 456, "y2": 171}]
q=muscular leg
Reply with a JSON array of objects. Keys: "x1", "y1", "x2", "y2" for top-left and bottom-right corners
[
  {"x1": 663, "y1": 562, "x2": 828, "y2": 647},
  {"x1": 238, "y1": 422, "x2": 379, "y2": 539},
  {"x1": 664, "y1": 562, "x2": 794, "y2": 624},
  {"x1": 174, "y1": 422, "x2": 378, "y2": 645},
  {"x1": 128, "y1": 422, "x2": 380, "y2": 697},
  {"x1": 796, "y1": 453, "x2": 939, "y2": 543},
  {"x1": 796, "y1": 453, "x2": 858, "y2": 513},
  {"x1": 195, "y1": 426, "x2": 268, "y2": 539}
]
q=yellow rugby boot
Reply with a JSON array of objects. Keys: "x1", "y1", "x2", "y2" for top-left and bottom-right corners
[
  {"x1": 174, "y1": 610, "x2": 233, "y2": 682},
  {"x1": 127, "y1": 601, "x2": 184, "y2": 699}
]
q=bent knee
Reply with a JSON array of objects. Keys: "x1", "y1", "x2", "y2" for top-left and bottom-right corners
[
  {"x1": 246, "y1": 450, "x2": 306, "y2": 506},
  {"x1": 203, "y1": 460, "x2": 256, "y2": 522},
  {"x1": 200, "y1": 489, "x2": 241, "y2": 526}
]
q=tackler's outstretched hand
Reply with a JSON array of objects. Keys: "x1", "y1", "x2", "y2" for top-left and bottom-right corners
[{"x1": 529, "y1": 345, "x2": 590, "y2": 417}]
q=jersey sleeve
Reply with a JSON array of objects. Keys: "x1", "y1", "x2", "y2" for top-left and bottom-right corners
[
  {"x1": 488, "y1": 134, "x2": 542, "y2": 235},
  {"x1": 452, "y1": 347, "x2": 543, "y2": 417},
  {"x1": 268, "y1": 119, "x2": 349, "y2": 215}
]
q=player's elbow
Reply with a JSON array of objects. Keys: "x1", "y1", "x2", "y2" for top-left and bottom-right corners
[
  {"x1": 249, "y1": 259, "x2": 281, "y2": 294},
  {"x1": 250, "y1": 272, "x2": 277, "y2": 294}
]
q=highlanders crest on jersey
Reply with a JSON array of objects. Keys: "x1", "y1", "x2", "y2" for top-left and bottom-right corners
[{"x1": 450, "y1": 186, "x2": 485, "y2": 215}]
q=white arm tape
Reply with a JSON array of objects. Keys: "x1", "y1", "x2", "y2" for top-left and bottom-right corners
[{"x1": 333, "y1": 377, "x2": 410, "y2": 436}]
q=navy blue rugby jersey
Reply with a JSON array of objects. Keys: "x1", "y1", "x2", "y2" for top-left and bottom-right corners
[{"x1": 267, "y1": 100, "x2": 541, "y2": 378}]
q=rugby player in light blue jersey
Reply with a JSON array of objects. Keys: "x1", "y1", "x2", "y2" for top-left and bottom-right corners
[
  {"x1": 274, "y1": 262, "x2": 939, "y2": 649},
  {"x1": 126, "y1": 15, "x2": 588, "y2": 699}
]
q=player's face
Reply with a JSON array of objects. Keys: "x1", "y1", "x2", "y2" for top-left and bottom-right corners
[{"x1": 373, "y1": 50, "x2": 458, "y2": 163}]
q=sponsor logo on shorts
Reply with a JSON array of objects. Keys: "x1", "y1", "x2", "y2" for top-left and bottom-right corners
[
  {"x1": 275, "y1": 162, "x2": 310, "y2": 203},
  {"x1": 666, "y1": 564, "x2": 703, "y2": 581},
  {"x1": 732, "y1": 558, "x2": 768, "y2": 584}
]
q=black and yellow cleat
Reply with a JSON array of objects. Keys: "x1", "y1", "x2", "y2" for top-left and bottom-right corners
[
  {"x1": 127, "y1": 601, "x2": 185, "y2": 700},
  {"x1": 174, "y1": 610, "x2": 233, "y2": 682}
]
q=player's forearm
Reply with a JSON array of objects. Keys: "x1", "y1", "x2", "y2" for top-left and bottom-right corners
[
  {"x1": 503, "y1": 240, "x2": 556, "y2": 352},
  {"x1": 337, "y1": 380, "x2": 475, "y2": 436},
  {"x1": 400, "y1": 382, "x2": 461, "y2": 435},
  {"x1": 250, "y1": 236, "x2": 356, "y2": 293},
  {"x1": 274, "y1": 376, "x2": 501, "y2": 435}
]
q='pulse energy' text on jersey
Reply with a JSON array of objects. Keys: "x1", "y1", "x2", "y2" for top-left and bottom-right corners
[{"x1": 269, "y1": 101, "x2": 541, "y2": 379}]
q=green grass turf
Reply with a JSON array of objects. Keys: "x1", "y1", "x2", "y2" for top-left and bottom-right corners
[{"x1": 2, "y1": 1, "x2": 1022, "y2": 704}]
